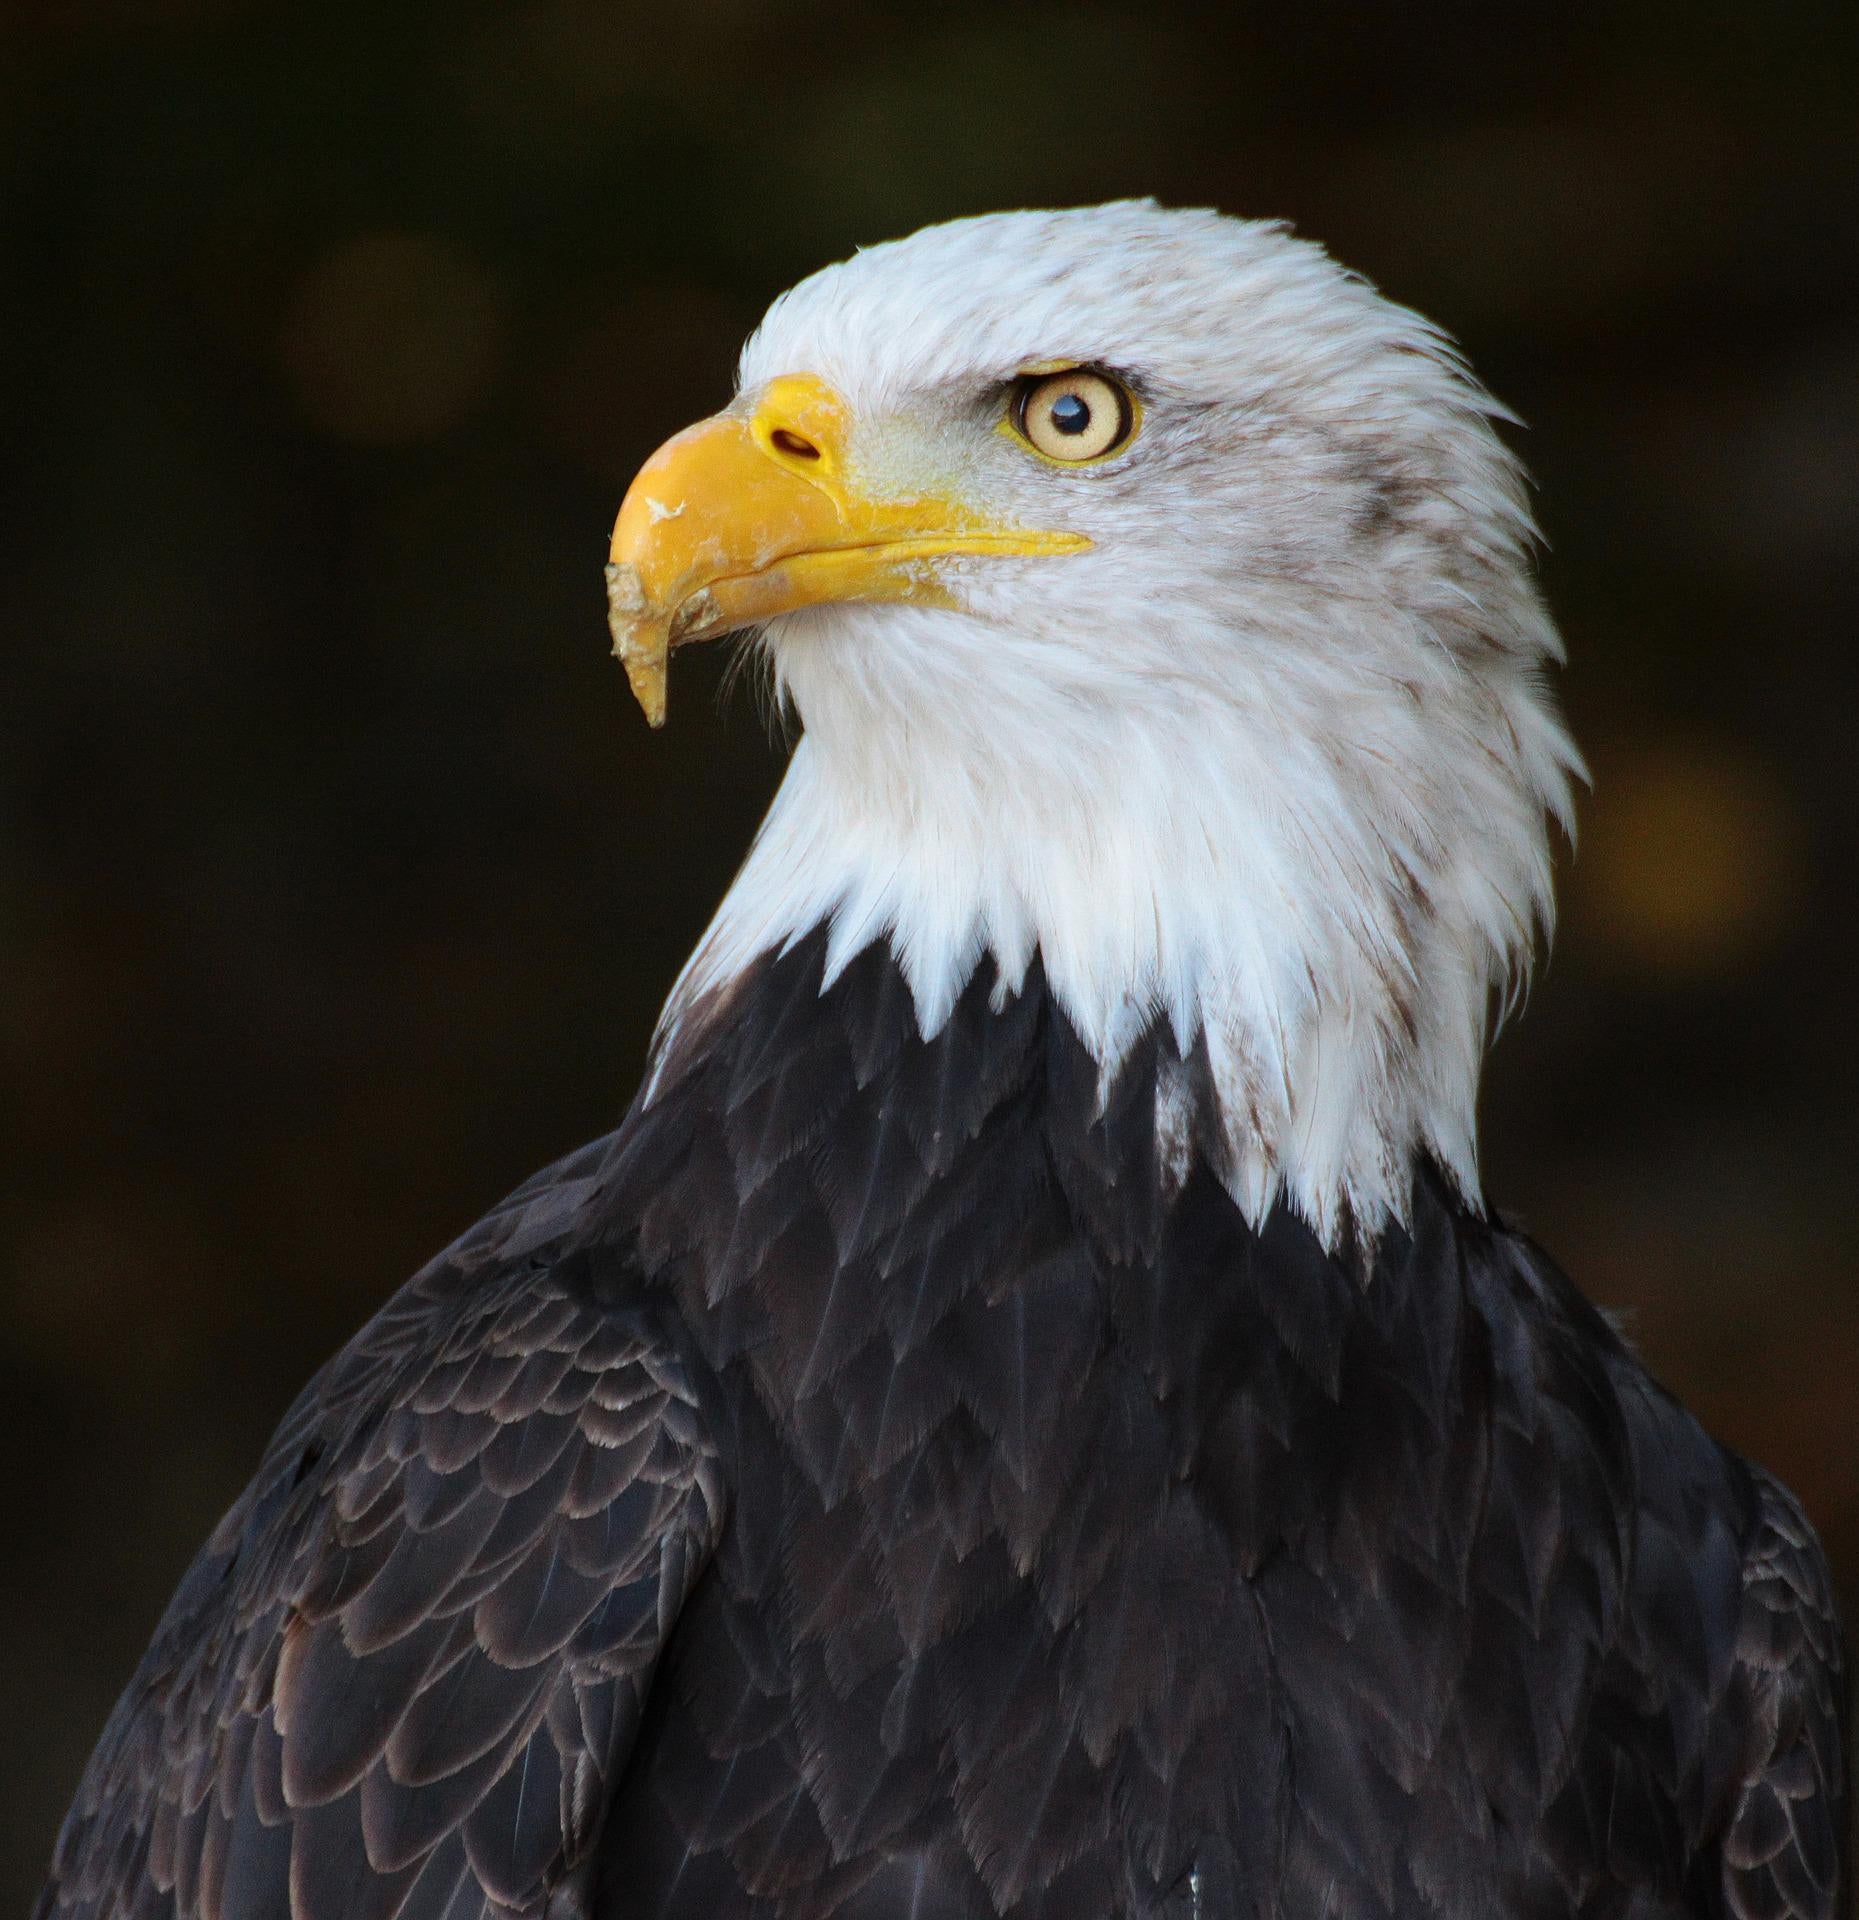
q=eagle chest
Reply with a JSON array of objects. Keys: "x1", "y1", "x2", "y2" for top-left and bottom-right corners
[{"x1": 597, "y1": 941, "x2": 1604, "y2": 1917}]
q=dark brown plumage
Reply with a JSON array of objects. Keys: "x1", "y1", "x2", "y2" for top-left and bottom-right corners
[{"x1": 36, "y1": 934, "x2": 1848, "y2": 1919}]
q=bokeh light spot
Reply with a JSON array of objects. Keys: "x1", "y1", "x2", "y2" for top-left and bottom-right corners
[
  {"x1": 1578, "y1": 739, "x2": 1806, "y2": 979},
  {"x1": 279, "y1": 230, "x2": 507, "y2": 446}
]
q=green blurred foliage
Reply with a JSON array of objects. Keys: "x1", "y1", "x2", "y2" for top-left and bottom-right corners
[{"x1": 2, "y1": 0, "x2": 1856, "y2": 1898}]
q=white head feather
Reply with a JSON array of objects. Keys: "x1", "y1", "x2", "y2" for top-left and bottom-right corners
[{"x1": 654, "y1": 202, "x2": 1582, "y2": 1246}]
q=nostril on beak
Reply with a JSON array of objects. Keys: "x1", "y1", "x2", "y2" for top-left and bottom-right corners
[{"x1": 769, "y1": 428, "x2": 821, "y2": 461}]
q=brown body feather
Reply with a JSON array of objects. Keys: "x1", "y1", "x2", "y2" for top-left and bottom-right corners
[{"x1": 37, "y1": 935, "x2": 1847, "y2": 1919}]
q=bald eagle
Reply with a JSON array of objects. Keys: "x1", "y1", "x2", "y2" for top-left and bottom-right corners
[{"x1": 38, "y1": 204, "x2": 1846, "y2": 1920}]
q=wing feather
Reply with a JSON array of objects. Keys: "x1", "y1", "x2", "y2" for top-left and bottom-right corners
[
  {"x1": 1716, "y1": 1467, "x2": 1848, "y2": 1920},
  {"x1": 36, "y1": 1164, "x2": 723, "y2": 1920}
]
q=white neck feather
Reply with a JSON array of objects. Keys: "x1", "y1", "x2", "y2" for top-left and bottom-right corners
[
  {"x1": 639, "y1": 207, "x2": 1584, "y2": 1248},
  {"x1": 651, "y1": 587, "x2": 1574, "y2": 1248}
]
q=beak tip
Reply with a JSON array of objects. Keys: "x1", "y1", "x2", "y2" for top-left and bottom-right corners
[
  {"x1": 607, "y1": 559, "x2": 672, "y2": 728},
  {"x1": 615, "y1": 644, "x2": 670, "y2": 729}
]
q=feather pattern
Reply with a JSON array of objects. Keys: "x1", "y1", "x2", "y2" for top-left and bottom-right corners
[
  {"x1": 36, "y1": 1149, "x2": 725, "y2": 1920},
  {"x1": 620, "y1": 936, "x2": 1847, "y2": 1916},
  {"x1": 37, "y1": 932, "x2": 1847, "y2": 1918}
]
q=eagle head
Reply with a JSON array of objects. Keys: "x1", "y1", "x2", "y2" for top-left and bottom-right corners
[{"x1": 609, "y1": 203, "x2": 1582, "y2": 1246}]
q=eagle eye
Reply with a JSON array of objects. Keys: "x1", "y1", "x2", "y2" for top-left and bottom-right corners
[{"x1": 1009, "y1": 367, "x2": 1137, "y2": 463}]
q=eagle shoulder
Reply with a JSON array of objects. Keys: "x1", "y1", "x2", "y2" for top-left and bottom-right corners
[
  {"x1": 1715, "y1": 1465, "x2": 1848, "y2": 1920},
  {"x1": 35, "y1": 1136, "x2": 726, "y2": 1920}
]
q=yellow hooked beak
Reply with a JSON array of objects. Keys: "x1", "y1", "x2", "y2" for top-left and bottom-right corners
[{"x1": 605, "y1": 374, "x2": 1091, "y2": 725}]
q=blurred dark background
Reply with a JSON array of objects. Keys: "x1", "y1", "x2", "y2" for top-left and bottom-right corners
[{"x1": 3, "y1": 0, "x2": 1855, "y2": 1896}]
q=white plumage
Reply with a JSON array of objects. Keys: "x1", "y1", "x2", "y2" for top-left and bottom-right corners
[{"x1": 657, "y1": 202, "x2": 1583, "y2": 1244}]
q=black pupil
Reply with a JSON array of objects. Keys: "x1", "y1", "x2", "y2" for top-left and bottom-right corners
[{"x1": 1049, "y1": 390, "x2": 1093, "y2": 435}]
